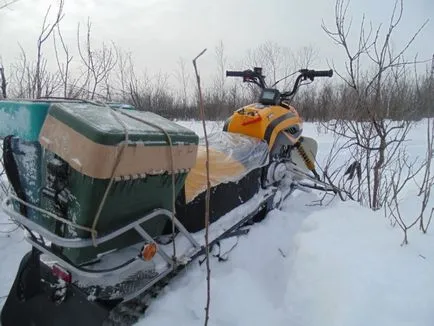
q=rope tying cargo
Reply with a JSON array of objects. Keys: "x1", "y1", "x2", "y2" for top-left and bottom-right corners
[
  {"x1": 115, "y1": 109, "x2": 178, "y2": 262},
  {"x1": 89, "y1": 107, "x2": 178, "y2": 262},
  {"x1": 90, "y1": 109, "x2": 130, "y2": 246}
]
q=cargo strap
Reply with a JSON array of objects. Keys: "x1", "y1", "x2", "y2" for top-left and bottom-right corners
[
  {"x1": 90, "y1": 108, "x2": 178, "y2": 261},
  {"x1": 115, "y1": 110, "x2": 178, "y2": 261},
  {"x1": 90, "y1": 110, "x2": 130, "y2": 246}
]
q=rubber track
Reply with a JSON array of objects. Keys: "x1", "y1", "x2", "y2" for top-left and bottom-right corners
[{"x1": 102, "y1": 265, "x2": 184, "y2": 325}]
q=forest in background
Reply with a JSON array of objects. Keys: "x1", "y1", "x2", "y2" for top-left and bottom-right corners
[{"x1": 0, "y1": 0, "x2": 433, "y2": 122}]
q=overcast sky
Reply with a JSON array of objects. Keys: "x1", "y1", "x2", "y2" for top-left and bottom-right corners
[{"x1": 0, "y1": 0, "x2": 433, "y2": 88}]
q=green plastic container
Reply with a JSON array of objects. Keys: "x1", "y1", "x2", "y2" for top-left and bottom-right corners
[
  {"x1": 0, "y1": 100, "x2": 51, "y2": 141},
  {"x1": 38, "y1": 102, "x2": 199, "y2": 264},
  {"x1": 0, "y1": 99, "x2": 85, "y2": 222},
  {"x1": 0, "y1": 99, "x2": 136, "y2": 140}
]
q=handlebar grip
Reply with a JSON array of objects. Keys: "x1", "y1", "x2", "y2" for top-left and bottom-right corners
[
  {"x1": 226, "y1": 70, "x2": 246, "y2": 77},
  {"x1": 312, "y1": 69, "x2": 333, "y2": 77}
]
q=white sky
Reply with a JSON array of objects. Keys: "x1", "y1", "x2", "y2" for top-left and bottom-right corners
[{"x1": 0, "y1": 0, "x2": 433, "y2": 89}]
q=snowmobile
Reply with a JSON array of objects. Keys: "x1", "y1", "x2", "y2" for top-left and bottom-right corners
[{"x1": 0, "y1": 67, "x2": 334, "y2": 326}]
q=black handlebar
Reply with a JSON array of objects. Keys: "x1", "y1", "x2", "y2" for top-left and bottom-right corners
[
  {"x1": 225, "y1": 67, "x2": 333, "y2": 100},
  {"x1": 226, "y1": 67, "x2": 266, "y2": 88},
  {"x1": 226, "y1": 71, "x2": 246, "y2": 77},
  {"x1": 300, "y1": 69, "x2": 333, "y2": 79},
  {"x1": 280, "y1": 69, "x2": 333, "y2": 98},
  {"x1": 316, "y1": 69, "x2": 334, "y2": 77}
]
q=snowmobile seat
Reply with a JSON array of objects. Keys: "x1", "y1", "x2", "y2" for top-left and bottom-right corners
[{"x1": 176, "y1": 131, "x2": 269, "y2": 233}]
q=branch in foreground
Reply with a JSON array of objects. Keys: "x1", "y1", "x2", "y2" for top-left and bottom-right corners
[
  {"x1": 0, "y1": 0, "x2": 19, "y2": 10},
  {"x1": 192, "y1": 48, "x2": 210, "y2": 326}
]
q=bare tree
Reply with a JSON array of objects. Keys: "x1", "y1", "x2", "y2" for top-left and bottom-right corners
[
  {"x1": 5, "y1": 1, "x2": 64, "y2": 99},
  {"x1": 214, "y1": 40, "x2": 227, "y2": 104},
  {"x1": 385, "y1": 118, "x2": 434, "y2": 244},
  {"x1": 0, "y1": 0, "x2": 11, "y2": 98},
  {"x1": 292, "y1": 45, "x2": 319, "y2": 69},
  {"x1": 431, "y1": 54, "x2": 434, "y2": 79},
  {"x1": 35, "y1": 0, "x2": 64, "y2": 98},
  {"x1": 174, "y1": 57, "x2": 191, "y2": 110},
  {"x1": 417, "y1": 118, "x2": 434, "y2": 233},
  {"x1": 113, "y1": 48, "x2": 134, "y2": 102},
  {"x1": 321, "y1": 0, "x2": 428, "y2": 210},
  {"x1": 246, "y1": 41, "x2": 294, "y2": 88},
  {"x1": 127, "y1": 66, "x2": 151, "y2": 110},
  {"x1": 77, "y1": 18, "x2": 118, "y2": 99},
  {"x1": 53, "y1": 23, "x2": 79, "y2": 98}
]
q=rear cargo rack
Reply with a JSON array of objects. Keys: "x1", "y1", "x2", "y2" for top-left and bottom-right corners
[
  {"x1": 1, "y1": 196, "x2": 201, "y2": 277},
  {"x1": 2, "y1": 196, "x2": 200, "y2": 249},
  {"x1": 1, "y1": 187, "x2": 276, "y2": 303}
]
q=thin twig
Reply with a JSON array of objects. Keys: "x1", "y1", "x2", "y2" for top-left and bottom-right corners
[
  {"x1": 193, "y1": 48, "x2": 210, "y2": 326},
  {"x1": 0, "y1": 0, "x2": 19, "y2": 10}
]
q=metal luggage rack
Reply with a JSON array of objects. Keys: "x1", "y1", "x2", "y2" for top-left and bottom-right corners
[
  {"x1": 2, "y1": 185, "x2": 277, "y2": 302},
  {"x1": 1, "y1": 195, "x2": 202, "y2": 279}
]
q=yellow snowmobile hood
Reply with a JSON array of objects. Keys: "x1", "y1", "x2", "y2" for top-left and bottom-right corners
[{"x1": 223, "y1": 103, "x2": 303, "y2": 148}]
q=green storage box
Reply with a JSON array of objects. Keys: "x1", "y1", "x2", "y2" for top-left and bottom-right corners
[
  {"x1": 0, "y1": 100, "x2": 51, "y2": 141},
  {"x1": 0, "y1": 99, "x2": 84, "y2": 221},
  {"x1": 0, "y1": 99, "x2": 135, "y2": 140},
  {"x1": 38, "y1": 102, "x2": 199, "y2": 264},
  {"x1": 0, "y1": 99, "x2": 91, "y2": 140}
]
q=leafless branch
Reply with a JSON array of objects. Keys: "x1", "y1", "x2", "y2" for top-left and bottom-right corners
[
  {"x1": 193, "y1": 48, "x2": 210, "y2": 326},
  {"x1": 77, "y1": 18, "x2": 118, "y2": 99},
  {"x1": 52, "y1": 23, "x2": 75, "y2": 97},
  {"x1": 0, "y1": 0, "x2": 19, "y2": 10},
  {"x1": 35, "y1": 0, "x2": 64, "y2": 98}
]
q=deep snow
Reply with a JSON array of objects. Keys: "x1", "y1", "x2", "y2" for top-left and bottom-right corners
[
  {"x1": 1, "y1": 119, "x2": 434, "y2": 326},
  {"x1": 137, "y1": 195, "x2": 434, "y2": 326}
]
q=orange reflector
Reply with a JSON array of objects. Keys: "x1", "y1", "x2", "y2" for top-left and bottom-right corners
[{"x1": 142, "y1": 243, "x2": 157, "y2": 261}]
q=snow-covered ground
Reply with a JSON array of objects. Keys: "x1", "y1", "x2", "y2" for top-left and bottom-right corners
[
  {"x1": 0, "y1": 173, "x2": 29, "y2": 306},
  {"x1": 1, "y1": 119, "x2": 434, "y2": 326}
]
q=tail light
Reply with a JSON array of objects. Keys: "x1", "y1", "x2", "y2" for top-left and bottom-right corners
[
  {"x1": 141, "y1": 243, "x2": 157, "y2": 261},
  {"x1": 52, "y1": 264, "x2": 72, "y2": 283}
]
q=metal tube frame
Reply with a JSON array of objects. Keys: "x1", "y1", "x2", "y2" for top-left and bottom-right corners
[
  {"x1": 1, "y1": 196, "x2": 202, "y2": 278},
  {"x1": 1, "y1": 188, "x2": 276, "y2": 303}
]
